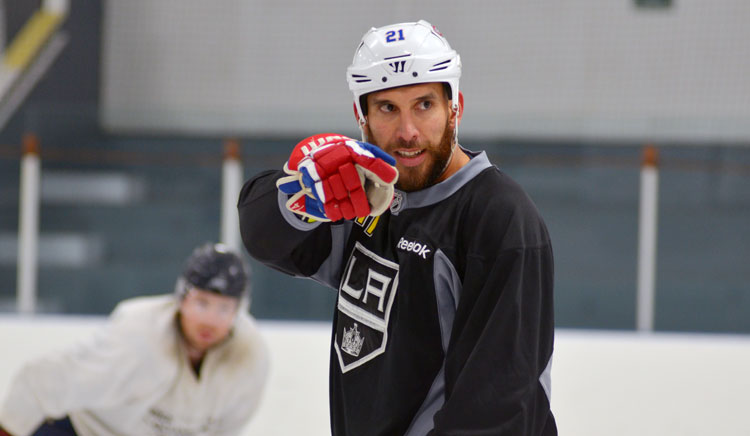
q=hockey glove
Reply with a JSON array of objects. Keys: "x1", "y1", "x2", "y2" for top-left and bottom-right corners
[{"x1": 276, "y1": 133, "x2": 398, "y2": 222}]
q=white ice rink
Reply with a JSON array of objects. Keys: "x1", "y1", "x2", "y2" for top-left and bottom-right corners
[{"x1": 2, "y1": 316, "x2": 750, "y2": 435}]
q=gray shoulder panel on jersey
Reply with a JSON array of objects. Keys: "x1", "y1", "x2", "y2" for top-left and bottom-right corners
[
  {"x1": 404, "y1": 364, "x2": 447, "y2": 436},
  {"x1": 404, "y1": 249, "x2": 462, "y2": 435},
  {"x1": 391, "y1": 148, "x2": 492, "y2": 215},
  {"x1": 276, "y1": 190, "x2": 351, "y2": 289},
  {"x1": 311, "y1": 221, "x2": 353, "y2": 290},
  {"x1": 433, "y1": 249, "x2": 462, "y2": 352},
  {"x1": 540, "y1": 354, "x2": 553, "y2": 403}
]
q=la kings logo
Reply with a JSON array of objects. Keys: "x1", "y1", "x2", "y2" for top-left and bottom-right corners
[{"x1": 335, "y1": 241, "x2": 399, "y2": 373}]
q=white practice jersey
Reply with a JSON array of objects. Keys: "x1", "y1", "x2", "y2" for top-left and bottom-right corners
[{"x1": 0, "y1": 295, "x2": 270, "y2": 436}]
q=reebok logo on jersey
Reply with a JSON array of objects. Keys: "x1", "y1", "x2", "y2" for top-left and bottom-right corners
[{"x1": 397, "y1": 237, "x2": 432, "y2": 259}]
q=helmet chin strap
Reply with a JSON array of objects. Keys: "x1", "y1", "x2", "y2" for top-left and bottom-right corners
[
  {"x1": 452, "y1": 101, "x2": 460, "y2": 142},
  {"x1": 359, "y1": 117, "x2": 368, "y2": 142}
]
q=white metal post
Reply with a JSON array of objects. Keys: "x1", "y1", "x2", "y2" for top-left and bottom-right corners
[
  {"x1": 17, "y1": 133, "x2": 41, "y2": 314},
  {"x1": 43, "y1": 0, "x2": 70, "y2": 15},
  {"x1": 636, "y1": 145, "x2": 659, "y2": 332},
  {"x1": 221, "y1": 138, "x2": 243, "y2": 253}
]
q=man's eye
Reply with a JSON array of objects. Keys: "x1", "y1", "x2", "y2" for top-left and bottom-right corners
[
  {"x1": 418, "y1": 100, "x2": 433, "y2": 110},
  {"x1": 379, "y1": 103, "x2": 394, "y2": 113}
]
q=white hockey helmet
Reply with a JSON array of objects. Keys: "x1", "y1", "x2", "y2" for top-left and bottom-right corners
[{"x1": 347, "y1": 20, "x2": 462, "y2": 127}]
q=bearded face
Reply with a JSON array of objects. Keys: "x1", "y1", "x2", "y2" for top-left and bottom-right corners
[
  {"x1": 363, "y1": 83, "x2": 458, "y2": 192},
  {"x1": 366, "y1": 119, "x2": 454, "y2": 192}
]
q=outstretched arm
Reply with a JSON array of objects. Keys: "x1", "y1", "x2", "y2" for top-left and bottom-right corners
[
  {"x1": 238, "y1": 133, "x2": 397, "y2": 283},
  {"x1": 238, "y1": 168, "x2": 334, "y2": 278}
]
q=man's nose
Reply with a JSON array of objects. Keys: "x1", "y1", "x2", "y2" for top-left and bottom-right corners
[
  {"x1": 198, "y1": 310, "x2": 222, "y2": 327},
  {"x1": 396, "y1": 112, "x2": 419, "y2": 144}
]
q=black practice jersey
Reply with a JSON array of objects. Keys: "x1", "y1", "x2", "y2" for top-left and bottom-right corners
[{"x1": 239, "y1": 150, "x2": 556, "y2": 435}]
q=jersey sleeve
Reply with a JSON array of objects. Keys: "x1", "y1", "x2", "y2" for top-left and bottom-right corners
[
  {"x1": 431, "y1": 187, "x2": 556, "y2": 435},
  {"x1": 0, "y1": 305, "x2": 172, "y2": 436},
  {"x1": 238, "y1": 169, "x2": 347, "y2": 288}
]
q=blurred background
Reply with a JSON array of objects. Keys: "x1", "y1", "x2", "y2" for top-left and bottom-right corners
[{"x1": 0, "y1": 0, "x2": 749, "y2": 334}]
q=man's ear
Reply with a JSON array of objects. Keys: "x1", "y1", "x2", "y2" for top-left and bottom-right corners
[
  {"x1": 450, "y1": 91, "x2": 464, "y2": 129},
  {"x1": 353, "y1": 101, "x2": 368, "y2": 124},
  {"x1": 354, "y1": 102, "x2": 370, "y2": 142}
]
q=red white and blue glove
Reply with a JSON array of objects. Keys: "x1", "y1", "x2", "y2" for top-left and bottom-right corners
[{"x1": 276, "y1": 133, "x2": 398, "y2": 222}]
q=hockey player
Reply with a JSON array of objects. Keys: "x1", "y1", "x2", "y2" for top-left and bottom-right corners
[
  {"x1": 0, "y1": 243, "x2": 269, "y2": 436},
  {"x1": 239, "y1": 20, "x2": 556, "y2": 435}
]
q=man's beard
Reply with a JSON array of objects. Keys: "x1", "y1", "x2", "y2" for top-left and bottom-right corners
[{"x1": 365, "y1": 123, "x2": 455, "y2": 192}]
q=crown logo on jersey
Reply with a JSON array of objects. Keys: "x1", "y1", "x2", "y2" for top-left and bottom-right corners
[{"x1": 341, "y1": 323, "x2": 365, "y2": 357}]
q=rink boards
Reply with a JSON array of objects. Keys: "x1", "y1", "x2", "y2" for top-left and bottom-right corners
[{"x1": 1, "y1": 316, "x2": 749, "y2": 436}]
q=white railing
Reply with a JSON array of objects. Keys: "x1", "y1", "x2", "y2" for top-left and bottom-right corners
[
  {"x1": 636, "y1": 145, "x2": 660, "y2": 332},
  {"x1": 16, "y1": 134, "x2": 41, "y2": 314},
  {"x1": 221, "y1": 138, "x2": 244, "y2": 253}
]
